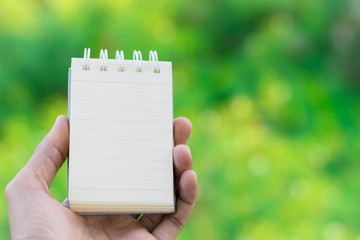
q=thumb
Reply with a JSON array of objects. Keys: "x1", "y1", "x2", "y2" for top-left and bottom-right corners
[{"x1": 24, "y1": 115, "x2": 69, "y2": 189}]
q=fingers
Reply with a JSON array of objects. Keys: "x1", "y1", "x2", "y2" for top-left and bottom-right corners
[
  {"x1": 152, "y1": 138, "x2": 197, "y2": 239},
  {"x1": 174, "y1": 117, "x2": 192, "y2": 145},
  {"x1": 173, "y1": 145, "x2": 192, "y2": 179},
  {"x1": 24, "y1": 115, "x2": 69, "y2": 189},
  {"x1": 138, "y1": 214, "x2": 165, "y2": 232},
  {"x1": 139, "y1": 121, "x2": 193, "y2": 232},
  {"x1": 152, "y1": 170, "x2": 198, "y2": 239}
]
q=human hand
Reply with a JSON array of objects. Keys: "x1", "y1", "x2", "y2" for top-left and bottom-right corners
[{"x1": 6, "y1": 116, "x2": 198, "y2": 239}]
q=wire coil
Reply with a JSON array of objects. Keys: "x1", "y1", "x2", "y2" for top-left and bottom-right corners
[
  {"x1": 82, "y1": 48, "x2": 91, "y2": 70},
  {"x1": 81, "y1": 49, "x2": 160, "y2": 73},
  {"x1": 100, "y1": 49, "x2": 108, "y2": 71},
  {"x1": 133, "y1": 50, "x2": 143, "y2": 72},
  {"x1": 149, "y1": 50, "x2": 160, "y2": 73},
  {"x1": 116, "y1": 50, "x2": 125, "y2": 72}
]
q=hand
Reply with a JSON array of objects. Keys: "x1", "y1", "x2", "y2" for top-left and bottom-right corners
[{"x1": 5, "y1": 116, "x2": 198, "y2": 239}]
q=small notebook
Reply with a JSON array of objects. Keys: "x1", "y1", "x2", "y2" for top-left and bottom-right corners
[{"x1": 67, "y1": 49, "x2": 174, "y2": 214}]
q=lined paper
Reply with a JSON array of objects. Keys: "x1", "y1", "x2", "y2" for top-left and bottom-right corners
[{"x1": 68, "y1": 58, "x2": 174, "y2": 213}]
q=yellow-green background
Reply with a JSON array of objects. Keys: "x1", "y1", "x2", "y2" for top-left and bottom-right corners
[{"x1": 1, "y1": 0, "x2": 360, "y2": 239}]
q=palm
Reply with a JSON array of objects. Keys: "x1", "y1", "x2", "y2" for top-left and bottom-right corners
[
  {"x1": 6, "y1": 116, "x2": 197, "y2": 240},
  {"x1": 80, "y1": 215, "x2": 154, "y2": 239},
  {"x1": 63, "y1": 206, "x2": 160, "y2": 239},
  {"x1": 63, "y1": 208, "x2": 157, "y2": 239}
]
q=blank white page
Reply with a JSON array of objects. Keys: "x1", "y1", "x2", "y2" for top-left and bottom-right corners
[{"x1": 68, "y1": 58, "x2": 174, "y2": 213}]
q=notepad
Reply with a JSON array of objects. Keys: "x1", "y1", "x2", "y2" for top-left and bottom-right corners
[{"x1": 67, "y1": 49, "x2": 174, "y2": 214}]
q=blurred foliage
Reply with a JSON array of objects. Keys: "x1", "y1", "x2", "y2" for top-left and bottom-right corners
[{"x1": 1, "y1": 0, "x2": 360, "y2": 239}]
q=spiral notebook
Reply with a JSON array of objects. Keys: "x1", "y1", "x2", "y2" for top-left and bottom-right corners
[{"x1": 67, "y1": 49, "x2": 174, "y2": 214}]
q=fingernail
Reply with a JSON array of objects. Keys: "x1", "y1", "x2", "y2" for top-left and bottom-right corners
[
  {"x1": 52, "y1": 115, "x2": 62, "y2": 128},
  {"x1": 186, "y1": 145, "x2": 192, "y2": 158},
  {"x1": 54, "y1": 116, "x2": 60, "y2": 124},
  {"x1": 193, "y1": 171, "x2": 197, "y2": 180}
]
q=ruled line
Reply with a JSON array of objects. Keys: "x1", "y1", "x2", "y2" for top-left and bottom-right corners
[
  {"x1": 71, "y1": 137, "x2": 169, "y2": 142},
  {"x1": 72, "y1": 128, "x2": 170, "y2": 132},
  {"x1": 71, "y1": 99, "x2": 170, "y2": 104},
  {"x1": 70, "y1": 157, "x2": 169, "y2": 162},
  {"x1": 71, "y1": 118, "x2": 169, "y2": 123},
  {"x1": 73, "y1": 80, "x2": 172, "y2": 85},
  {"x1": 71, "y1": 167, "x2": 170, "y2": 171},
  {"x1": 70, "y1": 167, "x2": 167, "y2": 171},
  {"x1": 73, "y1": 147, "x2": 169, "y2": 151},
  {"x1": 70, "y1": 187, "x2": 171, "y2": 191},
  {"x1": 72, "y1": 89, "x2": 171, "y2": 94},
  {"x1": 71, "y1": 177, "x2": 170, "y2": 181},
  {"x1": 71, "y1": 108, "x2": 172, "y2": 113}
]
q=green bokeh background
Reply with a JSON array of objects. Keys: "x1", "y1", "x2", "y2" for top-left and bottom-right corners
[{"x1": 1, "y1": 0, "x2": 360, "y2": 239}]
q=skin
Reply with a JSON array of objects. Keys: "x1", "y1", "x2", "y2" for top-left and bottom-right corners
[{"x1": 5, "y1": 115, "x2": 198, "y2": 239}]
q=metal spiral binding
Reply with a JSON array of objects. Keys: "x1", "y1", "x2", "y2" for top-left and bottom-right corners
[
  {"x1": 133, "y1": 50, "x2": 143, "y2": 72},
  {"x1": 149, "y1": 50, "x2": 160, "y2": 73},
  {"x1": 81, "y1": 49, "x2": 160, "y2": 73},
  {"x1": 116, "y1": 50, "x2": 125, "y2": 72},
  {"x1": 83, "y1": 48, "x2": 91, "y2": 70},
  {"x1": 100, "y1": 49, "x2": 108, "y2": 71}
]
